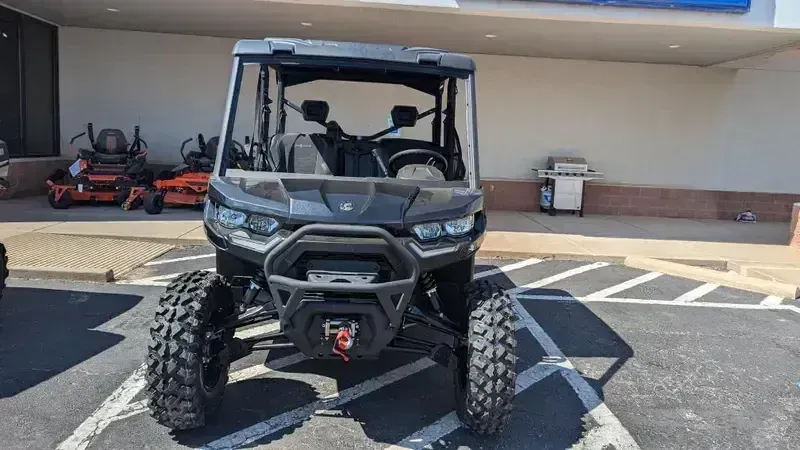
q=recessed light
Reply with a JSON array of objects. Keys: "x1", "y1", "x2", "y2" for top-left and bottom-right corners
[
  {"x1": 485, "y1": 34, "x2": 497, "y2": 38},
  {"x1": 669, "y1": 44, "x2": 681, "y2": 49},
  {"x1": 107, "y1": 8, "x2": 120, "y2": 13},
  {"x1": 301, "y1": 22, "x2": 313, "y2": 27}
]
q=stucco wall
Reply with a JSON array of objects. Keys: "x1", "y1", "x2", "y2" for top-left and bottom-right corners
[{"x1": 59, "y1": 27, "x2": 800, "y2": 194}]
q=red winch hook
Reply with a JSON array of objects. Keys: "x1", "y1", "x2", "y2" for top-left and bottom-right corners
[{"x1": 332, "y1": 328, "x2": 353, "y2": 362}]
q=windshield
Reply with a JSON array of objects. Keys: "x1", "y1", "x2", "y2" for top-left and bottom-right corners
[{"x1": 216, "y1": 60, "x2": 478, "y2": 188}]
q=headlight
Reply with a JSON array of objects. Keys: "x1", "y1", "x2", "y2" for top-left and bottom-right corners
[
  {"x1": 203, "y1": 199, "x2": 216, "y2": 222},
  {"x1": 248, "y1": 214, "x2": 279, "y2": 235},
  {"x1": 412, "y1": 222, "x2": 442, "y2": 241},
  {"x1": 216, "y1": 205, "x2": 247, "y2": 228},
  {"x1": 444, "y1": 215, "x2": 475, "y2": 237}
]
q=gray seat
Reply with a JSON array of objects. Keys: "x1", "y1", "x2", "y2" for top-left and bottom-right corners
[{"x1": 269, "y1": 133, "x2": 337, "y2": 175}]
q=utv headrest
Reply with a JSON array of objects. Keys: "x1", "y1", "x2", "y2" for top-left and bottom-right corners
[
  {"x1": 205, "y1": 136, "x2": 219, "y2": 160},
  {"x1": 301, "y1": 100, "x2": 330, "y2": 123},
  {"x1": 390, "y1": 105, "x2": 418, "y2": 128}
]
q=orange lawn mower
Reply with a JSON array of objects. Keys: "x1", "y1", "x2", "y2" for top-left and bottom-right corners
[
  {"x1": 45, "y1": 123, "x2": 153, "y2": 210},
  {"x1": 142, "y1": 134, "x2": 249, "y2": 215}
]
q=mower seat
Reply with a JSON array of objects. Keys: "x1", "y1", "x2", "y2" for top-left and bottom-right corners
[{"x1": 269, "y1": 133, "x2": 337, "y2": 175}]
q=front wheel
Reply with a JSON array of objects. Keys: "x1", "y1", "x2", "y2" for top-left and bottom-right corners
[
  {"x1": 144, "y1": 191, "x2": 165, "y2": 215},
  {"x1": 145, "y1": 271, "x2": 235, "y2": 430},
  {"x1": 48, "y1": 189, "x2": 72, "y2": 209},
  {"x1": 454, "y1": 279, "x2": 517, "y2": 435}
]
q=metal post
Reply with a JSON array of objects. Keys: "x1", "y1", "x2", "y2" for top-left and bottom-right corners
[
  {"x1": 275, "y1": 71, "x2": 286, "y2": 134},
  {"x1": 215, "y1": 57, "x2": 244, "y2": 178},
  {"x1": 464, "y1": 74, "x2": 480, "y2": 189},
  {"x1": 433, "y1": 84, "x2": 442, "y2": 145}
]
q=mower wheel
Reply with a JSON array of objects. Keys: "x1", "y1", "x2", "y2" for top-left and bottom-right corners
[
  {"x1": 144, "y1": 192, "x2": 165, "y2": 215},
  {"x1": 114, "y1": 190, "x2": 129, "y2": 206},
  {"x1": 145, "y1": 271, "x2": 235, "y2": 430},
  {"x1": 48, "y1": 190, "x2": 72, "y2": 209},
  {"x1": 0, "y1": 243, "x2": 7, "y2": 303},
  {"x1": 454, "y1": 279, "x2": 517, "y2": 436}
]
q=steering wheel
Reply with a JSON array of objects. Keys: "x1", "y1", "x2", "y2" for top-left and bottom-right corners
[{"x1": 388, "y1": 149, "x2": 448, "y2": 176}]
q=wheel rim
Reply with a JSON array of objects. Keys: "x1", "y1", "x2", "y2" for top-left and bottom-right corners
[{"x1": 201, "y1": 328, "x2": 225, "y2": 393}]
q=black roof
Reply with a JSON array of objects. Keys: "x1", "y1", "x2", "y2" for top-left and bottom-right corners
[{"x1": 232, "y1": 38, "x2": 476, "y2": 76}]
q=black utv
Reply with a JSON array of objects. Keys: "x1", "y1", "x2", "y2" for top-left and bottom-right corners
[{"x1": 145, "y1": 38, "x2": 517, "y2": 436}]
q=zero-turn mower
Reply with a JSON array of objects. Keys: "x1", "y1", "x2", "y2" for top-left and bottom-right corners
[
  {"x1": 142, "y1": 133, "x2": 248, "y2": 214},
  {"x1": 45, "y1": 123, "x2": 153, "y2": 209}
]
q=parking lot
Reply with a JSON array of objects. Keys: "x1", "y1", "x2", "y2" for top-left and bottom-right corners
[{"x1": 1, "y1": 246, "x2": 799, "y2": 449}]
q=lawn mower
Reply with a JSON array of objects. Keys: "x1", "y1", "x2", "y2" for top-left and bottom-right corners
[
  {"x1": 142, "y1": 134, "x2": 249, "y2": 215},
  {"x1": 45, "y1": 123, "x2": 153, "y2": 209},
  {"x1": 0, "y1": 138, "x2": 9, "y2": 301},
  {"x1": 144, "y1": 39, "x2": 517, "y2": 437}
]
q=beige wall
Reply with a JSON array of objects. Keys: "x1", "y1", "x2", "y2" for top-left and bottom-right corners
[{"x1": 59, "y1": 27, "x2": 800, "y2": 194}]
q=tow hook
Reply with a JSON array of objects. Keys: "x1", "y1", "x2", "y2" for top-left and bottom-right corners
[{"x1": 332, "y1": 328, "x2": 354, "y2": 362}]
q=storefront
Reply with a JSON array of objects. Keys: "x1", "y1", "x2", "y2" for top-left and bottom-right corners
[{"x1": 1, "y1": 0, "x2": 799, "y2": 219}]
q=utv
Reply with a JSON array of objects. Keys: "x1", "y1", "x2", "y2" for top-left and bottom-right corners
[{"x1": 145, "y1": 38, "x2": 517, "y2": 436}]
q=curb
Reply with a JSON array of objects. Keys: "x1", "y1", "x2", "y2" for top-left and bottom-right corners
[
  {"x1": 477, "y1": 249, "x2": 726, "y2": 269},
  {"x1": 625, "y1": 256, "x2": 800, "y2": 301},
  {"x1": 8, "y1": 265, "x2": 114, "y2": 283}
]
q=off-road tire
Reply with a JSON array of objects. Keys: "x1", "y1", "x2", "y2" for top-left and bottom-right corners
[
  {"x1": 145, "y1": 270, "x2": 235, "y2": 430},
  {"x1": 455, "y1": 279, "x2": 517, "y2": 435},
  {"x1": 0, "y1": 243, "x2": 7, "y2": 302},
  {"x1": 144, "y1": 192, "x2": 165, "y2": 215},
  {"x1": 48, "y1": 190, "x2": 72, "y2": 209}
]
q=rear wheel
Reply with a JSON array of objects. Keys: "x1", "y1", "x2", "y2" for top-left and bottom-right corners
[
  {"x1": 144, "y1": 192, "x2": 165, "y2": 215},
  {"x1": 0, "y1": 243, "x2": 7, "y2": 302},
  {"x1": 48, "y1": 189, "x2": 72, "y2": 209},
  {"x1": 454, "y1": 279, "x2": 517, "y2": 435},
  {"x1": 145, "y1": 271, "x2": 235, "y2": 430}
]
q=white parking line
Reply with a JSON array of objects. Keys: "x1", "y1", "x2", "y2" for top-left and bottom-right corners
[
  {"x1": 673, "y1": 283, "x2": 720, "y2": 303},
  {"x1": 584, "y1": 272, "x2": 663, "y2": 300},
  {"x1": 512, "y1": 298, "x2": 641, "y2": 450},
  {"x1": 516, "y1": 294, "x2": 800, "y2": 314},
  {"x1": 385, "y1": 362, "x2": 561, "y2": 450},
  {"x1": 474, "y1": 257, "x2": 543, "y2": 279},
  {"x1": 760, "y1": 295, "x2": 784, "y2": 306},
  {"x1": 144, "y1": 253, "x2": 215, "y2": 266},
  {"x1": 115, "y1": 268, "x2": 216, "y2": 286},
  {"x1": 509, "y1": 262, "x2": 610, "y2": 295},
  {"x1": 56, "y1": 365, "x2": 147, "y2": 450},
  {"x1": 201, "y1": 358, "x2": 438, "y2": 449}
]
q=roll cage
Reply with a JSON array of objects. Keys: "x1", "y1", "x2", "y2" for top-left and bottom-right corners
[{"x1": 213, "y1": 39, "x2": 481, "y2": 189}]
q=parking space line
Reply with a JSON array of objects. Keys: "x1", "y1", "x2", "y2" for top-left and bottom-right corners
[
  {"x1": 512, "y1": 298, "x2": 641, "y2": 449},
  {"x1": 385, "y1": 363, "x2": 561, "y2": 450},
  {"x1": 673, "y1": 283, "x2": 720, "y2": 303},
  {"x1": 116, "y1": 268, "x2": 216, "y2": 286},
  {"x1": 201, "y1": 358, "x2": 438, "y2": 449},
  {"x1": 144, "y1": 253, "x2": 215, "y2": 266},
  {"x1": 760, "y1": 295, "x2": 784, "y2": 306},
  {"x1": 57, "y1": 365, "x2": 148, "y2": 450},
  {"x1": 585, "y1": 272, "x2": 663, "y2": 300},
  {"x1": 509, "y1": 262, "x2": 610, "y2": 295},
  {"x1": 516, "y1": 294, "x2": 800, "y2": 314},
  {"x1": 474, "y1": 257, "x2": 543, "y2": 279}
]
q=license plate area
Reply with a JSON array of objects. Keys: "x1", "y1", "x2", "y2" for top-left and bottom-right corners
[{"x1": 305, "y1": 259, "x2": 380, "y2": 284}]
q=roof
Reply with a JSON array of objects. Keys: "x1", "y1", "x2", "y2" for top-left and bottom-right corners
[{"x1": 232, "y1": 38, "x2": 476, "y2": 75}]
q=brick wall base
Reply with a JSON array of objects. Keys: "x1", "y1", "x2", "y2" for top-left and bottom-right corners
[
  {"x1": 483, "y1": 179, "x2": 799, "y2": 222},
  {"x1": 0, "y1": 158, "x2": 73, "y2": 200}
]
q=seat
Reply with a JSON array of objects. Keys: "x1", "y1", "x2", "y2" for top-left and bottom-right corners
[
  {"x1": 91, "y1": 129, "x2": 130, "y2": 164},
  {"x1": 268, "y1": 133, "x2": 337, "y2": 175}
]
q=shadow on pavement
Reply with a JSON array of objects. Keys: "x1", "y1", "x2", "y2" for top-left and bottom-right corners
[
  {"x1": 0, "y1": 286, "x2": 142, "y2": 398},
  {"x1": 169, "y1": 261, "x2": 634, "y2": 448}
]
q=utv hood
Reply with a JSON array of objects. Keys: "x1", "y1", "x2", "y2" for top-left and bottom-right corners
[{"x1": 208, "y1": 177, "x2": 483, "y2": 227}]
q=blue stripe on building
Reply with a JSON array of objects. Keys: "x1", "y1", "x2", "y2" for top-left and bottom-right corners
[{"x1": 528, "y1": 1, "x2": 750, "y2": 14}]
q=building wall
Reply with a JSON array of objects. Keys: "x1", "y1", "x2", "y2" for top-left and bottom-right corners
[{"x1": 58, "y1": 27, "x2": 800, "y2": 219}]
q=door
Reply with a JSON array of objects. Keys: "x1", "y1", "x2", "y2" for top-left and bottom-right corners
[{"x1": 0, "y1": 20, "x2": 21, "y2": 156}]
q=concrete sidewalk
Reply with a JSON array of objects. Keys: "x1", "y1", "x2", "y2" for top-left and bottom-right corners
[{"x1": 1, "y1": 198, "x2": 799, "y2": 295}]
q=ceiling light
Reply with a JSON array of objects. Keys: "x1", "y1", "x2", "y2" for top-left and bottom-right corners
[
  {"x1": 485, "y1": 34, "x2": 497, "y2": 38},
  {"x1": 669, "y1": 44, "x2": 681, "y2": 49},
  {"x1": 301, "y1": 22, "x2": 312, "y2": 27},
  {"x1": 107, "y1": 8, "x2": 120, "y2": 13}
]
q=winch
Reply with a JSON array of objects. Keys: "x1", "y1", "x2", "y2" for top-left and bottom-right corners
[{"x1": 323, "y1": 318, "x2": 359, "y2": 361}]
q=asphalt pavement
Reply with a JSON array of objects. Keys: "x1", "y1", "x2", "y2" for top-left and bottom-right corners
[{"x1": 1, "y1": 246, "x2": 798, "y2": 449}]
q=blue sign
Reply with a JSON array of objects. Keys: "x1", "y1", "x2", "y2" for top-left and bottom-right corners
[{"x1": 529, "y1": 0, "x2": 750, "y2": 14}]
